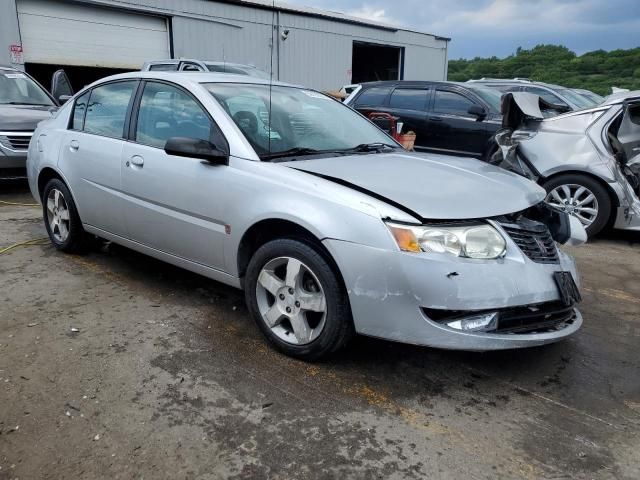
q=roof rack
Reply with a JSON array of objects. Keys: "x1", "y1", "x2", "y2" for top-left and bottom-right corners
[{"x1": 468, "y1": 77, "x2": 534, "y2": 83}]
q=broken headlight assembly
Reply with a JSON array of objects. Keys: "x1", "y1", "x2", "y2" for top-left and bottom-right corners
[{"x1": 385, "y1": 222, "x2": 506, "y2": 259}]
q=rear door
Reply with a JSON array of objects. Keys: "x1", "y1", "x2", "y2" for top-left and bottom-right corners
[
  {"x1": 386, "y1": 87, "x2": 430, "y2": 146},
  {"x1": 120, "y1": 80, "x2": 230, "y2": 270},
  {"x1": 617, "y1": 101, "x2": 640, "y2": 164},
  {"x1": 425, "y1": 87, "x2": 493, "y2": 157},
  {"x1": 350, "y1": 86, "x2": 393, "y2": 119},
  {"x1": 58, "y1": 80, "x2": 138, "y2": 236}
]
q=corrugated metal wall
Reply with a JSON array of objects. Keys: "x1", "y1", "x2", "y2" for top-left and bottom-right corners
[
  {"x1": 1, "y1": 0, "x2": 448, "y2": 89},
  {"x1": 82, "y1": 0, "x2": 449, "y2": 89},
  {"x1": 0, "y1": 2, "x2": 22, "y2": 66}
]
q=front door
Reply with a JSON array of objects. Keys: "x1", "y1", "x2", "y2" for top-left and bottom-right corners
[
  {"x1": 58, "y1": 80, "x2": 138, "y2": 236},
  {"x1": 426, "y1": 88, "x2": 492, "y2": 157},
  {"x1": 120, "y1": 80, "x2": 230, "y2": 271}
]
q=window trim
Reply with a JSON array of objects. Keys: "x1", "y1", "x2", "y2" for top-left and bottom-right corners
[
  {"x1": 67, "y1": 79, "x2": 140, "y2": 141},
  {"x1": 128, "y1": 79, "x2": 229, "y2": 154},
  {"x1": 69, "y1": 90, "x2": 90, "y2": 132}
]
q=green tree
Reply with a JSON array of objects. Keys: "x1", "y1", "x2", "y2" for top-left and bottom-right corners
[{"x1": 447, "y1": 45, "x2": 640, "y2": 95}]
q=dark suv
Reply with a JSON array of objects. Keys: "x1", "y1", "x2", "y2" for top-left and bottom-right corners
[
  {"x1": 0, "y1": 66, "x2": 57, "y2": 179},
  {"x1": 345, "y1": 81, "x2": 503, "y2": 159}
]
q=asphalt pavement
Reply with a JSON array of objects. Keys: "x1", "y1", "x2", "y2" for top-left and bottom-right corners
[{"x1": 1, "y1": 181, "x2": 639, "y2": 479}]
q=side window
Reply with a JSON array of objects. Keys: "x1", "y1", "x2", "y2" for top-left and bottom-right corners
[
  {"x1": 135, "y1": 82, "x2": 213, "y2": 149},
  {"x1": 148, "y1": 63, "x2": 178, "y2": 71},
  {"x1": 389, "y1": 88, "x2": 428, "y2": 110},
  {"x1": 180, "y1": 62, "x2": 204, "y2": 72},
  {"x1": 71, "y1": 91, "x2": 90, "y2": 130},
  {"x1": 353, "y1": 87, "x2": 392, "y2": 107},
  {"x1": 433, "y1": 90, "x2": 476, "y2": 115},
  {"x1": 83, "y1": 81, "x2": 136, "y2": 138},
  {"x1": 524, "y1": 86, "x2": 567, "y2": 106}
]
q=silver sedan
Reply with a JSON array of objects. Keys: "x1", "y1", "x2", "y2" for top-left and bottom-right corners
[{"x1": 27, "y1": 72, "x2": 585, "y2": 360}]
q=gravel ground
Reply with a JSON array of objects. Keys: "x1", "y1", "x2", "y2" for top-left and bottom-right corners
[{"x1": 1, "y1": 181, "x2": 639, "y2": 480}]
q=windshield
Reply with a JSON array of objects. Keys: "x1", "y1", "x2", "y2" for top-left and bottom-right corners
[
  {"x1": 465, "y1": 85, "x2": 502, "y2": 112},
  {"x1": 204, "y1": 83, "x2": 397, "y2": 159},
  {"x1": 557, "y1": 88, "x2": 593, "y2": 109},
  {"x1": 0, "y1": 71, "x2": 54, "y2": 106},
  {"x1": 574, "y1": 89, "x2": 604, "y2": 106}
]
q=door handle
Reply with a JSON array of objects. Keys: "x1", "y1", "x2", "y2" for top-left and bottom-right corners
[
  {"x1": 428, "y1": 117, "x2": 443, "y2": 122},
  {"x1": 129, "y1": 155, "x2": 144, "y2": 168},
  {"x1": 69, "y1": 140, "x2": 79, "y2": 151}
]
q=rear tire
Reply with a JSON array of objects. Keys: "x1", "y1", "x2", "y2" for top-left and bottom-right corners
[
  {"x1": 542, "y1": 174, "x2": 612, "y2": 238},
  {"x1": 42, "y1": 178, "x2": 91, "y2": 253},
  {"x1": 244, "y1": 238, "x2": 353, "y2": 361}
]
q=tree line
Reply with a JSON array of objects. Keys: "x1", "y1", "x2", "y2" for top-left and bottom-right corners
[{"x1": 447, "y1": 45, "x2": 640, "y2": 95}]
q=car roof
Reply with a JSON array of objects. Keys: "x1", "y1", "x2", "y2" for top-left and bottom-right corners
[
  {"x1": 0, "y1": 65, "x2": 19, "y2": 72},
  {"x1": 601, "y1": 90, "x2": 640, "y2": 105},
  {"x1": 469, "y1": 78, "x2": 566, "y2": 91},
  {"x1": 145, "y1": 59, "x2": 259, "y2": 68},
  {"x1": 358, "y1": 80, "x2": 477, "y2": 89},
  {"x1": 81, "y1": 71, "x2": 293, "y2": 91}
]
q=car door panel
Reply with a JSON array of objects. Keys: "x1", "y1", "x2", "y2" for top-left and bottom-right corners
[
  {"x1": 58, "y1": 81, "x2": 137, "y2": 236},
  {"x1": 120, "y1": 81, "x2": 229, "y2": 271},
  {"x1": 385, "y1": 87, "x2": 430, "y2": 147},
  {"x1": 426, "y1": 89, "x2": 493, "y2": 157}
]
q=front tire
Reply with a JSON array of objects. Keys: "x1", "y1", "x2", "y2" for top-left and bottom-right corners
[
  {"x1": 42, "y1": 178, "x2": 90, "y2": 253},
  {"x1": 244, "y1": 238, "x2": 353, "y2": 361},
  {"x1": 542, "y1": 174, "x2": 612, "y2": 238}
]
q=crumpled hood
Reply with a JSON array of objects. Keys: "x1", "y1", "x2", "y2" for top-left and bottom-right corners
[
  {"x1": 0, "y1": 105, "x2": 55, "y2": 130},
  {"x1": 283, "y1": 152, "x2": 546, "y2": 220}
]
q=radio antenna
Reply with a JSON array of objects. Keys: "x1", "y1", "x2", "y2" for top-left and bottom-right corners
[{"x1": 268, "y1": 0, "x2": 275, "y2": 154}]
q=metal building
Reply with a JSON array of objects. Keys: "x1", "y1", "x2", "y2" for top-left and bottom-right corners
[{"x1": 0, "y1": 0, "x2": 449, "y2": 91}]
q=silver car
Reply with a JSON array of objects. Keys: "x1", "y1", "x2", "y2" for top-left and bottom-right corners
[
  {"x1": 1, "y1": 66, "x2": 58, "y2": 178},
  {"x1": 492, "y1": 91, "x2": 640, "y2": 237},
  {"x1": 468, "y1": 78, "x2": 595, "y2": 111},
  {"x1": 27, "y1": 72, "x2": 585, "y2": 360}
]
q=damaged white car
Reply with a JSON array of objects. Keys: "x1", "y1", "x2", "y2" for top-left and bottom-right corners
[{"x1": 490, "y1": 91, "x2": 640, "y2": 237}]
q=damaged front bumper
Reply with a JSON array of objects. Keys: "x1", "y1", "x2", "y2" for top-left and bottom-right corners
[{"x1": 324, "y1": 225, "x2": 582, "y2": 351}]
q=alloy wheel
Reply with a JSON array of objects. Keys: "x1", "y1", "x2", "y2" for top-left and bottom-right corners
[
  {"x1": 546, "y1": 184, "x2": 599, "y2": 227},
  {"x1": 255, "y1": 256, "x2": 327, "y2": 345},
  {"x1": 46, "y1": 188, "x2": 71, "y2": 242}
]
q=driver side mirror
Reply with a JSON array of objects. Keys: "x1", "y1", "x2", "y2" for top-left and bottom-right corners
[
  {"x1": 51, "y1": 69, "x2": 74, "y2": 105},
  {"x1": 468, "y1": 105, "x2": 487, "y2": 120},
  {"x1": 164, "y1": 137, "x2": 229, "y2": 165}
]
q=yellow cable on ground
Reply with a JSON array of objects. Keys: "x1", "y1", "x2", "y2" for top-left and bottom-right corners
[
  {"x1": 0, "y1": 200, "x2": 40, "y2": 207},
  {"x1": 0, "y1": 237, "x2": 49, "y2": 255}
]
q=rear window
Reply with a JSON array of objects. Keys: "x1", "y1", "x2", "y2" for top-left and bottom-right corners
[
  {"x1": 354, "y1": 87, "x2": 392, "y2": 107},
  {"x1": 389, "y1": 89, "x2": 428, "y2": 110},
  {"x1": 148, "y1": 63, "x2": 178, "y2": 71}
]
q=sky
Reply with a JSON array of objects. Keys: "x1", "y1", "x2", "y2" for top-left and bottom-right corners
[{"x1": 283, "y1": 0, "x2": 640, "y2": 59}]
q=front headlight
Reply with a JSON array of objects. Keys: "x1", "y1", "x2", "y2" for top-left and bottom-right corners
[{"x1": 386, "y1": 222, "x2": 506, "y2": 259}]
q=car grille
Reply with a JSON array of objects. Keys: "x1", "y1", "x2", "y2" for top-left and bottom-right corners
[
  {"x1": 424, "y1": 301, "x2": 578, "y2": 335},
  {"x1": 500, "y1": 219, "x2": 559, "y2": 264},
  {"x1": 495, "y1": 302, "x2": 577, "y2": 334},
  {"x1": 0, "y1": 132, "x2": 32, "y2": 151}
]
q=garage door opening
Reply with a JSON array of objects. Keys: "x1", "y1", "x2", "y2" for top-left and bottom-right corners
[
  {"x1": 351, "y1": 42, "x2": 403, "y2": 84},
  {"x1": 16, "y1": 0, "x2": 170, "y2": 93},
  {"x1": 25, "y1": 63, "x2": 131, "y2": 94}
]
